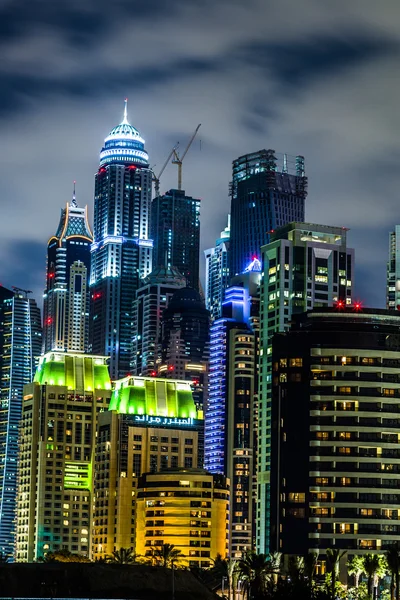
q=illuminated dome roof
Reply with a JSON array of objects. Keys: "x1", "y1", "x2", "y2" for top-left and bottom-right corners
[{"x1": 99, "y1": 99, "x2": 149, "y2": 168}]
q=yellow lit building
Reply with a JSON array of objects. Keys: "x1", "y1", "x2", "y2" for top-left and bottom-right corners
[
  {"x1": 135, "y1": 469, "x2": 229, "y2": 568},
  {"x1": 92, "y1": 375, "x2": 205, "y2": 560},
  {"x1": 15, "y1": 351, "x2": 111, "y2": 562}
]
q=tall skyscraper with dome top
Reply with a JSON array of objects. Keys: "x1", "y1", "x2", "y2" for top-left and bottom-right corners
[{"x1": 90, "y1": 101, "x2": 153, "y2": 379}]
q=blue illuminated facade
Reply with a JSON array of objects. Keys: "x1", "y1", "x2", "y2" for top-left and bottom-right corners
[
  {"x1": 204, "y1": 215, "x2": 231, "y2": 322},
  {"x1": 90, "y1": 101, "x2": 153, "y2": 379},
  {"x1": 0, "y1": 286, "x2": 42, "y2": 557},
  {"x1": 204, "y1": 273, "x2": 260, "y2": 557}
]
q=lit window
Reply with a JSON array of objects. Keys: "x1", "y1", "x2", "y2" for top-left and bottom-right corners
[
  {"x1": 289, "y1": 358, "x2": 303, "y2": 367},
  {"x1": 288, "y1": 492, "x2": 305, "y2": 503}
]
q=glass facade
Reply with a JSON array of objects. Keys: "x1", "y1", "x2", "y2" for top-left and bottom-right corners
[
  {"x1": 0, "y1": 287, "x2": 42, "y2": 557},
  {"x1": 89, "y1": 103, "x2": 153, "y2": 379}
]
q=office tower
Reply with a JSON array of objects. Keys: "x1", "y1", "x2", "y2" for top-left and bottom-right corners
[
  {"x1": 131, "y1": 266, "x2": 186, "y2": 376},
  {"x1": 151, "y1": 189, "x2": 200, "y2": 290},
  {"x1": 229, "y1": 150, "x2": 307, "y2": 278},
  {"x1": 0, "y1": 287, "x2": 42, "y2": 557},
  {"x1": 204, "y1": 265, "x2": 260, "y2": 557},
  {"x1": 258, "y1": 222, "x2": 355, "y2": 553},
  {"x1": 90, "y1": 101, "x2": 153, "y2": 379},
  {"x1": 15, "y1": 351, "x2": 111, "y2": 562},
  {"x1": 160, "y1": 288, "x2": 210, "y2": 409},
  {"x1": 387, "y1": 226, "x2": 400, "y2": 309},
  {"x1": 43, "y1": 187, "x2": 93, "y2": 354},
  {"x1": 270, "y1": 307, "x2": 400, "y2": 561},
  {"x1": 135, "y1": 469, "x2": 229, "y2": 568},
  {"x1": 92, "y1": 375, "x2": 204, "y2": 559},
  {"x1": 204, "y1": 215, "x2": 231, "y2": 322}
]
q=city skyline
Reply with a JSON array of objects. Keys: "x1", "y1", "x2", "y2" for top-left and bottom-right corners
[{"x1": 1, "y1": 1, "x2": 400, "y2": 309}]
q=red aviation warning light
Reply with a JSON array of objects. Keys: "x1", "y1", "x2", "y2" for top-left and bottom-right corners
[
  {"x1": 150, "y1": 371, "x2": 157, "y2": 377},
  {"x1": 168, "y1": 365, "x2": 175, "y2": 372},
  {"x1": 354, "y1": 301, "x2": 362, "y2": 311},
  {"x1": 336, "y1": 300, "x2": 344, "y2": 309}
]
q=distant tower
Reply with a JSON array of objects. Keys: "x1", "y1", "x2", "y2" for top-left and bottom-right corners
[
  {"x1": 131, "y1": 266, "x2": 186, "y2": 376},
  {"x1": 151, "y1": 189, "x2": 200, "y2": 289},
  {"x1": 229, "y1": 150, "x2": 307, "y2": 277},
  {"x1": 90, "y1": 100, "x2": 153, "y2": 379},
  {"x1": 387, "y1": 226, "x2": 400, "y2": 310},
  {"x1": 43, "y1": 184, "x2": 93, "y2": 353},
  {"x1": 160, "y1": 288, "x2": 210, "y2": 409},
  {"x1": 204, "y1": 214, "x2": 231, "y2": 322},
  {"x1": 0, "y1": 286, "x2": 42, "y2": 557}
]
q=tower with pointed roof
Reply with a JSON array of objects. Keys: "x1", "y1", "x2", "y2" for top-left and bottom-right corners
[
  {"x1": 90, "y1": 101, "x2": 153, "y2": 379},
  {"x1": 43, "y1": 184, "x2": 93, "y2": 353}
]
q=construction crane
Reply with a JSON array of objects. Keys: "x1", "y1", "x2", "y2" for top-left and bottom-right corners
[
  {"x1": 172, "y1": 124, "x2": 201, "y2": 191},
  {"x1": 152, "y1": 143, "x2": 179, "y2": 198},
  {"x1": 12, "y1": 286, "x2": 32, "y2": 298}
]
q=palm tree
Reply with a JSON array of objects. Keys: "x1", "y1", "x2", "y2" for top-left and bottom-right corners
[
  {"x1": 326, "y1": 548, "x2": 347, "y2": 600},
  {"x1": 212, "y1": 554, "x2": 238, "y2": 600},
  {"x1": 303, "y1": 551, "x2": 319, "y2": 587},
  {"x1": 153, "y1": 543, "x2": 183, "y2": 568},
  {"x1": 387, "y1": 544, "x2": 400, "y2": 600},
  {"x1": 347, "y1": 555, "x2": 365, "y2": 588},
  {"x1": 107, "y1": 547, "x2": 136, "y2": 564},
  {"x1": 238, "y1": 551, "x2": 276, "y2": 600},
  {"x1": 363, "y1": 554, "x2": 387, "y2": 600}
]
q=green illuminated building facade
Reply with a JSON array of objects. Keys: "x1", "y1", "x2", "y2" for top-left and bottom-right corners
[
  {"x1": 93, "y1": 375, "x2": 204, "y2": 560},
  {"x1": 15, "y1": 352, "x2": 111, "y2": 562}
]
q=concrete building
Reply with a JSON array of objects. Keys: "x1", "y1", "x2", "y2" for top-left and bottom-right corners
[
  {"x1": 92, "y1": 376, "x2": 204, "y2": 560},
  {"x1": 270, "y1": 308, "x2": 400, "y2": 565},
  {"x1": 136, "y1": 469, "x2": 229, "y2": 568},
  {"x1": 258, "y1": 222, "x2": 355, "y2": 552},
  {"x1": 151, "y1": 189, "x2": 201, "y2": 290},
  {"x1": 387, "y1": 226, "x2": 400, "y2": 310},
  {"x1": 15, "y1": 352, "x2": 111, "y2": 562},
  {"x1": 131, "y1": 266, "x2": 186, "y2": 376},
  {"x1": 204, "y1": 215, "x2": 231, "y2": 322},
  {"x1": 160, "y1": 288, "x2": 210, "y2": 410}
]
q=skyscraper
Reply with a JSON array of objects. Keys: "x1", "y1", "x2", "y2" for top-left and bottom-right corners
[
  {"x1": 204, "y1": 266, "x2": 260, "y2": 557},
  {"x1": 15, "y1": 351, "x2": 111, "y2": 562},
  {"x1": 151, "y1": 189, "x2": 200, "y2": 289},
  {"x1": 229, "y1": 150, "x2": 307, "y2": 278},
  {"x1": 131, "y1": 265, "x2": 186, "y2": 376},
  {"x1": 92, "y1": 375, "x2": 204, "y2": 560},
  {"x1": 270, "y1": 308, "x2": 400, "y2": 560},
  {"x1": 90, "y1": 101, "x2": 153, "y2": 379},
  {"x1": 387, "y1": 226, "x2": 400, "y2": 309},
  {"x1": 204, "y1": 215, "x2": 231, "y2": 322},
  {"x1": 43, "y1": 186, "x2": 93, "y2": 354},
  {"x1": 0, "y1": 286, "x2": 42, "y2": 557},
  {"x1": 257, "y1": 222, "x2": 355, "y2": 553},
  {"x1": 160, "y1": 288, "x2": 210, "y2": 409}
]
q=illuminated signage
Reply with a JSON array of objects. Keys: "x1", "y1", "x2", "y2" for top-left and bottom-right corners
[{"x1": 133, "y1": 414, "x2": 194, "y2": 426}]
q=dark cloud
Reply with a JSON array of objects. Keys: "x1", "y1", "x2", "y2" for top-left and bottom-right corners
[{"x1": 1, "y1": 0, "x2": 400, "y2": 309}]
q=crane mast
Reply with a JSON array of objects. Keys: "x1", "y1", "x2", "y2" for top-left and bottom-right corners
[
  {"x1": 172, "y1": 124, "x2": 201, "y2": 191},
  {"x1": 152, "y1": 144, "x2": 179, "y2": 199}
]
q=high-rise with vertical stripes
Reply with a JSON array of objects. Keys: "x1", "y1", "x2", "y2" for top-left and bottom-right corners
[
  {"x1": 90, "y1": 101, "x2": 153, "y2": 379},
  {"x1": 43, "y1": 186, "x2": 93, "y2": 354},
  {"x1": 0, "y1": 286, "x2": 42, "y2": 557}
]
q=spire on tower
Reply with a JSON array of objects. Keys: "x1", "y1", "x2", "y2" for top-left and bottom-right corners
[
  {"x1": 71, "y1": 180, "x2": 77, "y2": 207},
  {"x1": 123, "y1": 98, "x2": 129, "y2": 124}
]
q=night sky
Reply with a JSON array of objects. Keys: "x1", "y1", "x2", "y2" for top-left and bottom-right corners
[{"x1": 1, "y1": 0, "x2": 399, "y2": 308}]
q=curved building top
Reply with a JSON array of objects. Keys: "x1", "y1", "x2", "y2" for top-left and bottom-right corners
[{"x1": 99, "y1": 99, "x2": 149, "y2": 168}]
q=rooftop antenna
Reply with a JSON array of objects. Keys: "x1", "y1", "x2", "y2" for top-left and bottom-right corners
[
  {"x1": 71, "y1": 180, "x2": 77, "y2": 207},
  {"x1": 123, "y1": 98, "x2": 129, "y2": 124}
]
